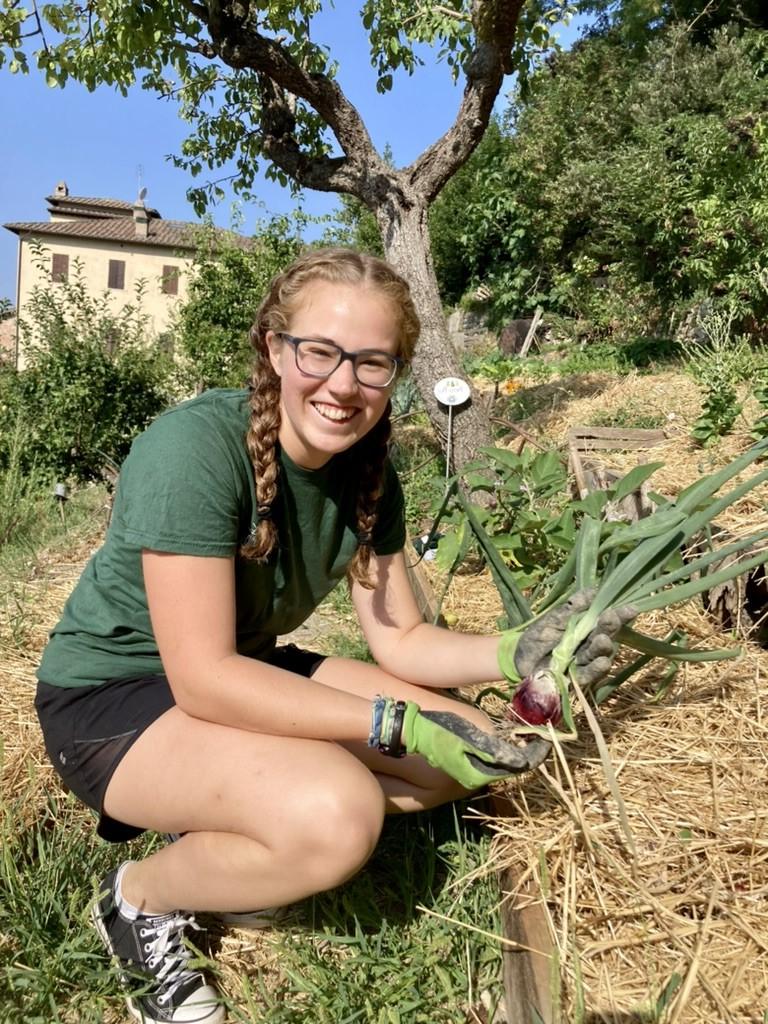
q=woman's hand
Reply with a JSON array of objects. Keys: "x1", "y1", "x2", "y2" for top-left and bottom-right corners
[
  {"x1": 505, "y1": 591, "x2": 637, "y2": 687},
  {"x1": 373, "y1": 697, "x2": 550, "y2": 790}
]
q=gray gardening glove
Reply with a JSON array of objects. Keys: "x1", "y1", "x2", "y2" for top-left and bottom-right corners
[{"x1": 512, "y1": 590, "x2": 637, "y2": 686}]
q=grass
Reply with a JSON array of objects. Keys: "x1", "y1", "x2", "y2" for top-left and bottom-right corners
[
  {"x1": 0, "y1": 786, "x2": 134, "y2": 1024},
  {"x1": 0, "y1": 466, "x2": 505, "y2": 1023},
  {"x1": 589, "y1": 402, "x2": 667, "y2": 431},
  {"x1": 0, "y1": 777, "x2": 503, "y2": 1022},
  {"x1": 223, "y1": 806, "x2": 504, "y2": 1024}
]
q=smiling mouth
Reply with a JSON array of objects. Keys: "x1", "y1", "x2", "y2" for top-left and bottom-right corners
[{"x1": 313, "y1": 402, "x2": 358, "y2": 423}]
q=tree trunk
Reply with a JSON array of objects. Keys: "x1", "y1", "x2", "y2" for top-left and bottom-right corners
[{"x1": 377, "y1": 197, "x2": 494, "y2": 472}]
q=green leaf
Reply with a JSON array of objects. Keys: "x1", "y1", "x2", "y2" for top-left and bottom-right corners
[
  {"x1": 670, "y1": 437, "x2": 768, "y2": 516},
  {"x1": 457, "y1": 490, "x2": 532, "y2": 626},
  {"x1": 655, "y1": 972, "x2": 683, "y2": 1016},
  {"x1": 617, "y1": 626, "x2": 740, "y2": 662},
  {"x1": 574, "y1": 515, "x2": 601, "y2": 591},
  {"x1": 598, "y1": 507, "x2": 687, "y2": 553},
  {"x1": 630, "y1": 544, "x2": 768, "y2": 614}
]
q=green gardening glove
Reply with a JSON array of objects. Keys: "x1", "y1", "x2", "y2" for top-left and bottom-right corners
[
  {"x1": 498, "y1": 590, "x2": 637, "y2": 687},
  {"x1": 373, "y1": 697, "x2": 550, "y2": 791}
]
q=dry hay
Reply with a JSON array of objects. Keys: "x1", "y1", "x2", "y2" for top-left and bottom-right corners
[
  {"x1": 487, "y1": 603, "x2": 768, "y2": 1023},
  {"x1": 0, "y1": 533, "x2": 104, "y2": 817},
  {"x1": 3, "y1": 368, "x2": 767, "y2": 1021},
  {"x1": 421, "y1": 375, "x2": 768, "y2": 1020}
]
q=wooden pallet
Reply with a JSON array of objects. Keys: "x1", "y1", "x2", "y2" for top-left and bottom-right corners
[{"x1": 567, "y1": 425, "x2": 667, "y2": 500}]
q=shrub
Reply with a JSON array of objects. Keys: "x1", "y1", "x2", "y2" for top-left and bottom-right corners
[{"x1": 0, "y1": 245, "x2": 175, "y2": 483}]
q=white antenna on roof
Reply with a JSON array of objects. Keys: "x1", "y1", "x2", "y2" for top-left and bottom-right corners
[{"x1": 138, "y1": 186, "x2": 148, "y2": 203}]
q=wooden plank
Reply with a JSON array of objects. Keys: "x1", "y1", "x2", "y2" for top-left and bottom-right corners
[
  {"x1": 568, "y1": 426, "x2": 666, "y2": 443},
  {"x1": 571, "y1": 436, "x2": 665, "y2": 451},
  {"x1": 568, "y1": 437, "x2": 590, "y2": 499},
  {"x1": 405, "y1": 557, "x2": 445, "y2": 625},
  {"x1": 499, "y1": 867, "x2": 555, "y2": 1024},
  {"x1": 519, "y1": 306, "x2": 544, "y2": 358}
]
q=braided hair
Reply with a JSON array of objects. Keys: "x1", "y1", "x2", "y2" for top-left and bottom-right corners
[{"x1": 240, "y1": 248, "x2": 420, "y2": 587}]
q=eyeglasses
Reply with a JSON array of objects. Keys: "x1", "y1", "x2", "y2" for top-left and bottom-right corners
[{"x1": 277, "y1": 333, "x2": 403, "y2": 389}]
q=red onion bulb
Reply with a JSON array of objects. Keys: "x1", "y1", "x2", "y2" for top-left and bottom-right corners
[{"x1": 507, "y1": 670, "x2": 562, "y2": 726}]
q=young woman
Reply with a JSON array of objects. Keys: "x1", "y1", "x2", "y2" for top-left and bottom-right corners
[{"x1": 35, "y1": 249, "x2": 623, "y2": 1024}]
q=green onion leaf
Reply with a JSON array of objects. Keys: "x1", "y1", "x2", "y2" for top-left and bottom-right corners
[{"x1": 617, "y1": 625, "x2": 740, "y2": 662}]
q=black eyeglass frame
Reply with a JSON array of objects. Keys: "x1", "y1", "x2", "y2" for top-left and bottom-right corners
[{"x1": 276, "y1": 332, "x2": 404, "y2": 389}]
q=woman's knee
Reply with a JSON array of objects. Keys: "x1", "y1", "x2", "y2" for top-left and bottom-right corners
[{"x1": 280, "y1": 760, "x2": 385, "y2": 890}]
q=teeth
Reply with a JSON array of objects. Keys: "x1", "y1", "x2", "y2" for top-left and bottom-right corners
[{"x1": 314, "y1": 403, "x2": 356, "y2": 422}]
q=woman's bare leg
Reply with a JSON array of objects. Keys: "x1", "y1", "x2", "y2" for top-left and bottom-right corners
[
  {"x1": 102, "y1": 710, "x2": 386, "y2": 915},
  {"x1": 101, "y1": 657, "x2": 490, "y2": 915}
]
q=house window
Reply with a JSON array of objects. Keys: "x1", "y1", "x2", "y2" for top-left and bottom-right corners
[
  {"x1": 51, "y1": 253, "x2": 69, "y2": 283},
  {"x1": 161, "y1": 265, "x2": 179, "y2": 296},
  {"x1": 108, "y1": 259, "x2": 125, "y2": 289}
]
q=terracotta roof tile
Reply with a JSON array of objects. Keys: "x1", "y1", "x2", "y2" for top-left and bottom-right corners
[
  {"x1": 3, "y1": 217, "x2": 198, "y2": 250},
  {"x1": 46, "y1": 195, "x2": 136, "y2": 211},
  {"x1": 46, "y1": 195, "x2": 162, "y2": 220}
]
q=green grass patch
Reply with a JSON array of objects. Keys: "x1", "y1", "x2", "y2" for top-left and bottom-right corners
[
  {"x1": 226, "y1": 805, "x2": 504, "y2": 1024},
  {"x1": 589, "y1": 403, "x2": 667, "y2": 431},
  {"x1": 0, "y1": 787, "x2": 151, "y2": 1024}
]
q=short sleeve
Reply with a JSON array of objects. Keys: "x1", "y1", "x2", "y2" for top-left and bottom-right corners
[
  {"x1": 371, "y1": 458, "x2": 406, "y2": 556},
  {"x1": 112, "y1": 406, "x2": 245, "y2": 556}
]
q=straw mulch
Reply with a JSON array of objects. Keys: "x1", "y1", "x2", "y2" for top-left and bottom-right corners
[
  {"x1": 419, "y1": 370, "x2": 768, "y2": 1022},
  {"x1": 2, "y1": 369, "x2": 767, "y2": 1022}
]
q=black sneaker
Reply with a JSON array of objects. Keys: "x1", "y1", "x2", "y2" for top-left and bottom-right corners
[{"x1": 91, "y1": 865, "x2": 225, "y2": 1024}]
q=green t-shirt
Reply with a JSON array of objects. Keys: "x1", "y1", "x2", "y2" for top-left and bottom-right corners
[{"x1": 37, "y1": 389, "x2": 406, "y2": 688}]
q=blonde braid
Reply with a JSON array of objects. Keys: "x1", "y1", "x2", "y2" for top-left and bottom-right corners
[
  {"x1": 239, "y1": 330, "x2": 281, "y2": 562},
  {"x1": 347, "y1": 402, "x2": 393, "y2": 589}
]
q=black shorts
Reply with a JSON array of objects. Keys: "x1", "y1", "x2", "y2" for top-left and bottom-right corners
[{"x1": 35, "y1": 644, "x2": 326, "y2": 844}]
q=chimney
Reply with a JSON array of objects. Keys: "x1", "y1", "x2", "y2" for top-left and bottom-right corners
[
  {"x1": 133, "y1": 186, "x2": 149, "y2": 238},
  {"x1": 54, "y1": 181, "x2": 69, "y2": 198}
]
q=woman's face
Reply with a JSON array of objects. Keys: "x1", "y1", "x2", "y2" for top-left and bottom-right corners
[{"x1": 265, "y1": 280, "x2": 401, "y2": 469}]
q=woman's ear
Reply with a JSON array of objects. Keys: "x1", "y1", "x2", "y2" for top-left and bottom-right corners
[{"x1": 264, "y1": 331, "x2": 284, "y2": 377}]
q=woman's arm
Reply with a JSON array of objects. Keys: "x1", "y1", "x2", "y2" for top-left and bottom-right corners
[
  {"x1": 142, "y1": 550, "x2": 371, "y2": 739},
  {"x1": 351, "y1": 550, "x2": 501, "y2": 688}
]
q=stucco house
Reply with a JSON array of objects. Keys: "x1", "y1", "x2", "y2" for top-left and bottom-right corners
[{"x1": 4, "y1": 182, "x2": 199, "y2": 369}]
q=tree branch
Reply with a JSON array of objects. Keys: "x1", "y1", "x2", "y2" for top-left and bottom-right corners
[
  {"x1": 256, "y1": 73, "x2": 363, "y2": 194},
  {"x1": 406, "y1": 0, "x2": 526, "y2": 202},
  {"x1": 183, "y1": 1, "x2": 387, "y2": 196}
]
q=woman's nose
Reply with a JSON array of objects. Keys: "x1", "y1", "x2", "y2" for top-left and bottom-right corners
[{"x1": 326, "y1": 355, "x2": 360, "y2": 393}]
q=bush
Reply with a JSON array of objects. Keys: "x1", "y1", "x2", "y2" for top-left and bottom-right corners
[
  {"x1": 174, "y1": 214, "x2": 303, "y2": 390},
  {"x1": 0, "y1": 246, "x2": 175, "y2": 484}
]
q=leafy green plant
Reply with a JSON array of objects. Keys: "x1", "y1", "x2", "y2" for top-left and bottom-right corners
[
  {"x1": 680, "y1": 307, "x2": 753, "y2": 446},
  {"x1": 0, "y1": 413, "x2": 48, "y2": 550},
  {"x1": 174, "y1": 214, "x2": 303, "y2": 391},
  {"x1": 430, "y1": 25, "x2": 768, "y2": 341},
  {"x1": 2, "y1": 244, "x2": 174, "y2": 483},
  {"x1": 484, "y1": 439, "x2": 768, "y2": 741},
  {"x1": 435, "y1": 447, "x2": 574, "y2": 594}
]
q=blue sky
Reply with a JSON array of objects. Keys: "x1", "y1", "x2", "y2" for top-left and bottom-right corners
[{"x1": 0, "y1": 11, "x2": 578, "y2": 305}]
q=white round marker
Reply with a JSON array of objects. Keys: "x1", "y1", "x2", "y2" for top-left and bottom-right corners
[{"x1": 433, "y1": 376, "x2": 471, "y2": 407}]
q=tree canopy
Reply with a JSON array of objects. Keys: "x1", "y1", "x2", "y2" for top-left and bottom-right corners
[
  {"x1": 0, "y1": 0, "x2": 572, "y2": 468},
  {"x1": 423, "y1": 17, "x2": 768, "y2": 339}
]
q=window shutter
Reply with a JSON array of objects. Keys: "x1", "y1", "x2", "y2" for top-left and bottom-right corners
[
  {"x1": 108, "y1": 260, "x2": 125, "y2": 289},
  {"x1": 51, "y1": 253, "x2": 69, "y2": 283},
  {"x1": 161, "y1": 265, "x2": 179, "y2": 296}
]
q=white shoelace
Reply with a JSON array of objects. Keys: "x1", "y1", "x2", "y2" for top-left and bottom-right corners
[{"x1": 138, "y1": 912, "x2": 201, "y2": 1006}]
